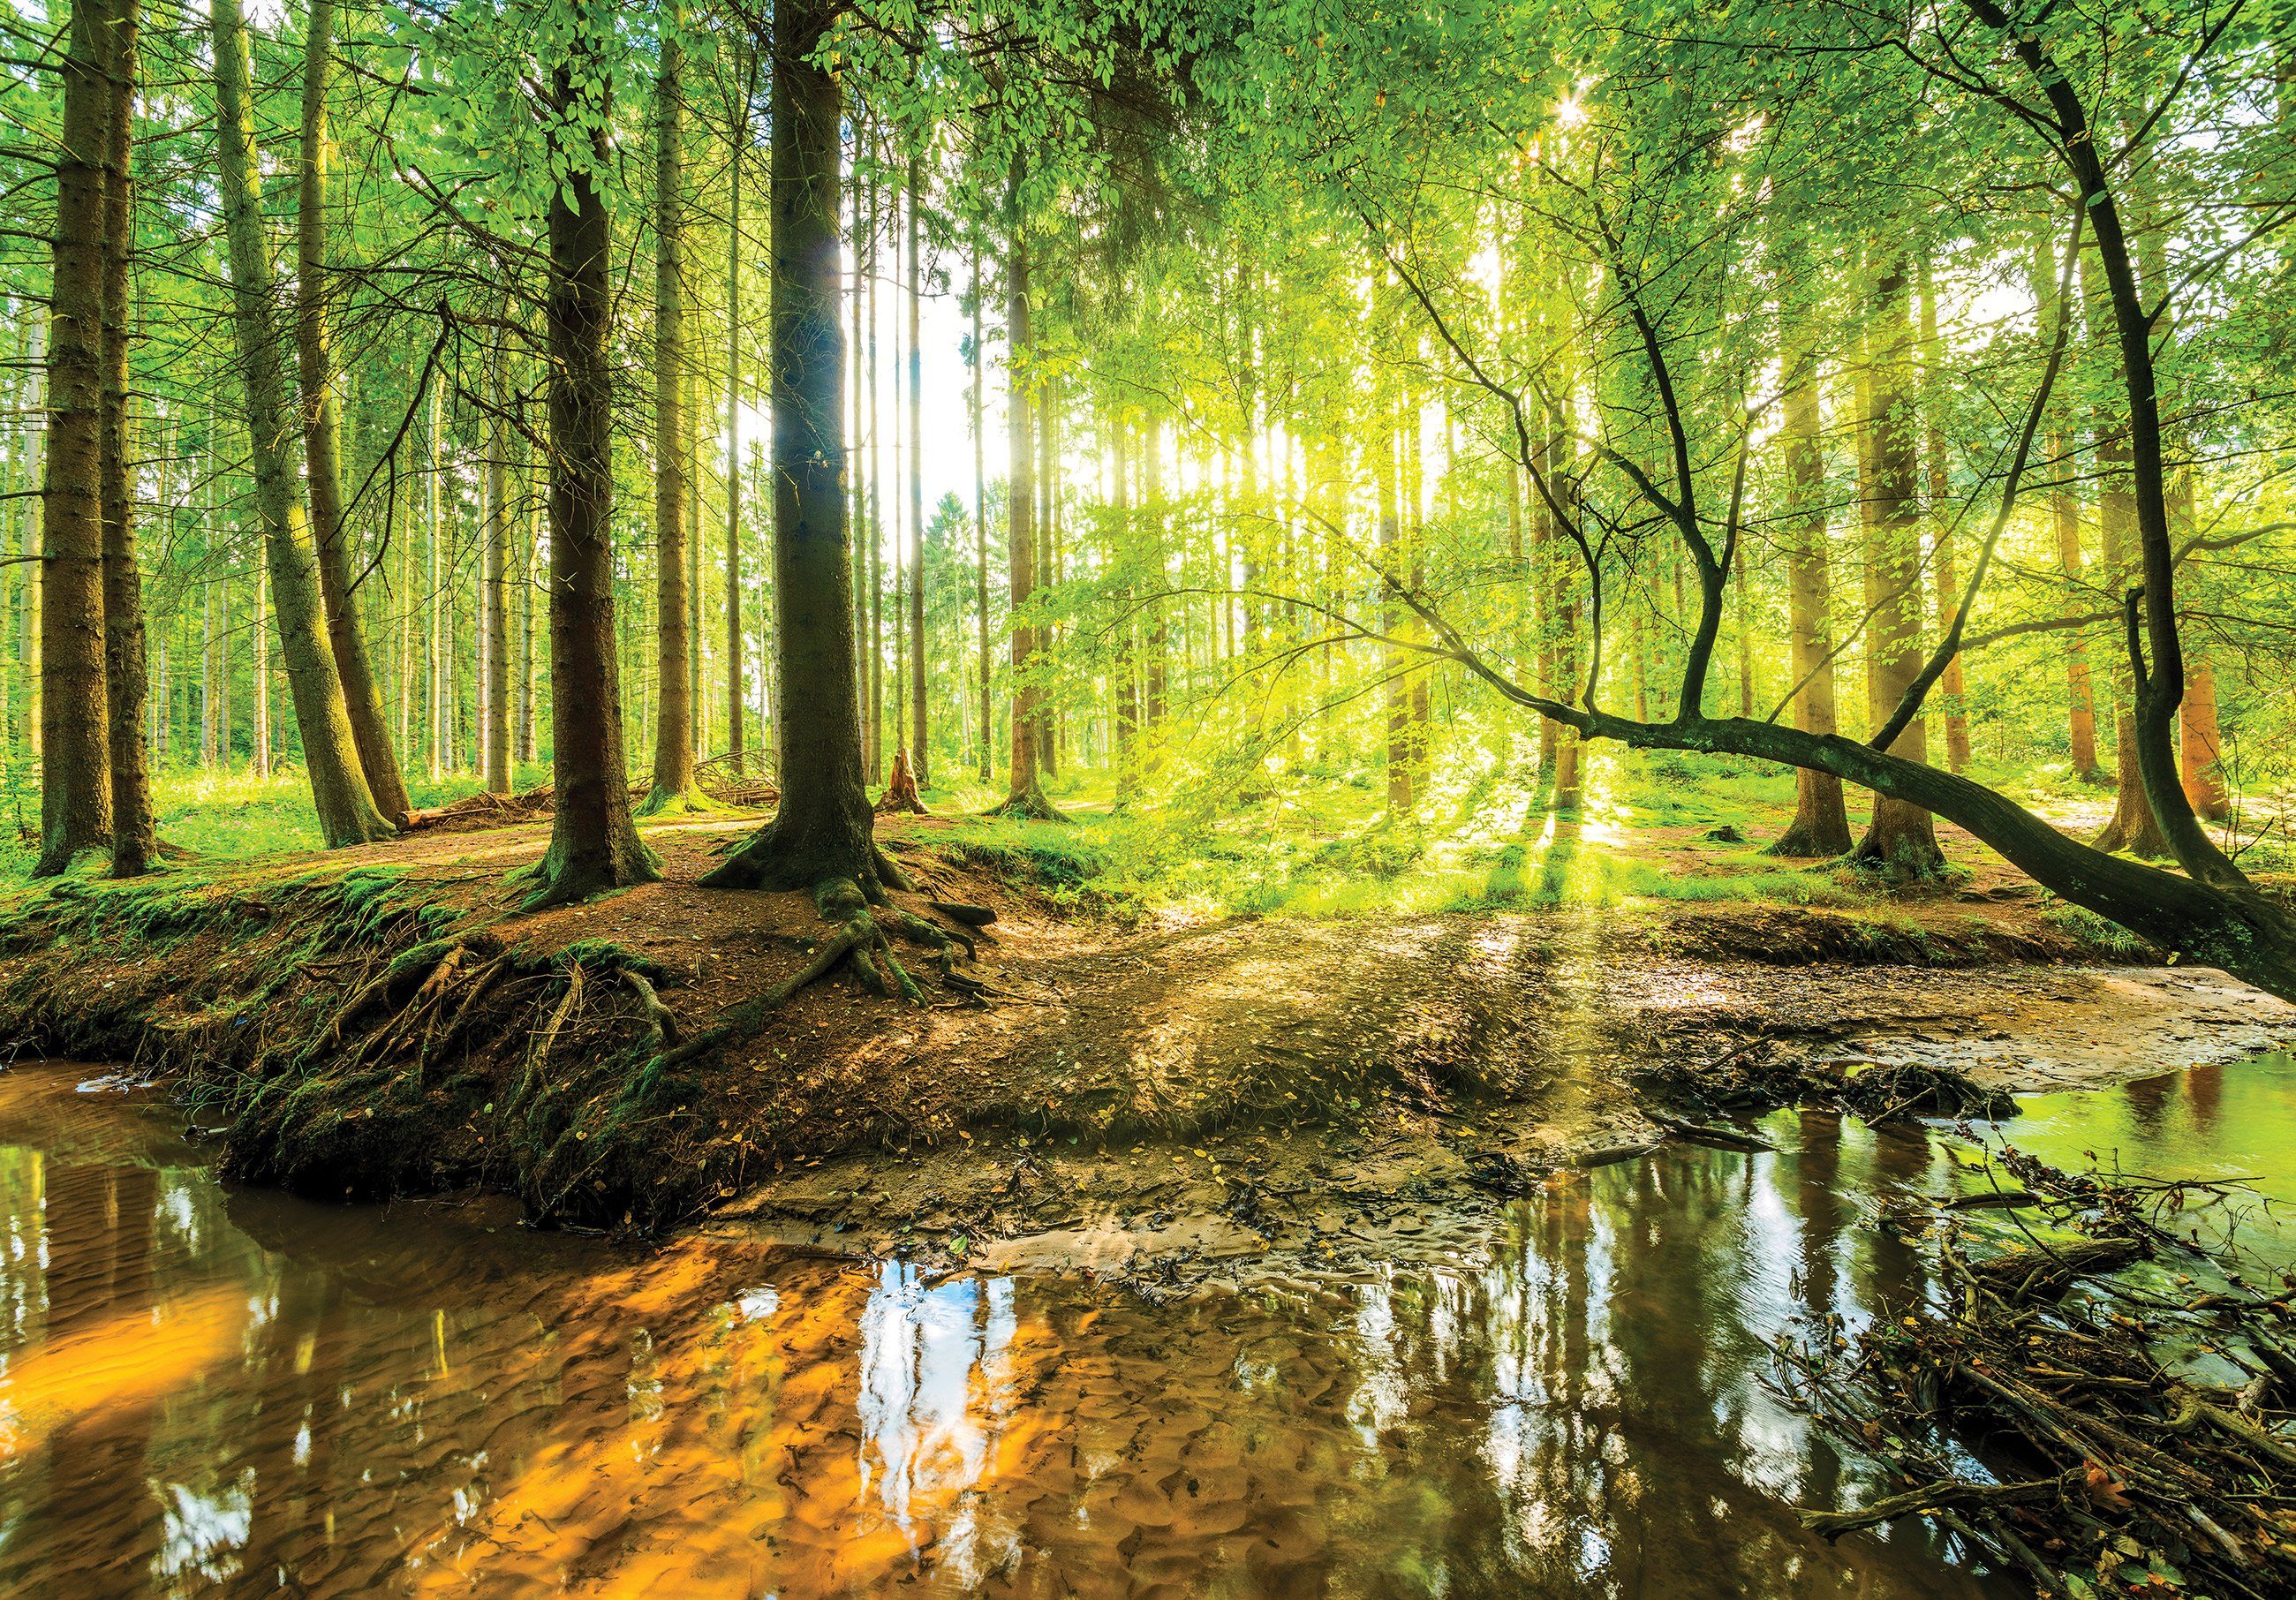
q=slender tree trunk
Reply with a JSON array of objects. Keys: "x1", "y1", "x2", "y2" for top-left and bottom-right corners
[
  {"x1": 642, "y1": 25, "x2": 698, "y2": 812},
  {"x1": 2081, "y1": 245, "x2": 2171, "y2": 857},
  {"x1": 100, "y1": 0, "x2": 155, "y2": 875},
  {"x1": 482, "y1": 351, "x2": 510, "y2": 794},
  {"x1": 1144, "y1": 406, "x2": 1167, "y2": 730},
  {"x1": 1377, "y1": 397, "x2": 1411, "y2": 816},
  {"x1": 702, "y1": 0, "x2": 894, "y2": 894},
  {"x1": 865, "y1": 179, "x2": 884, "y2": 784},
  {"x1": 971, "y1": 233, "x2": 991, "y2": 782},
  {"x1": 524, "y1": 49, "x2": 660, "y2": 908},
  {"x1": 36, "y1": 0, "x2": 117, "y2": 874},
  {"x1": 517, "y1": 490, "x2": 538, "y2": 763},
  {"x1": 724, "y1": 89, "x2": 748, "y2": 777},
  {"x1": 251, "y1": 563, "x2": 269, "y2": 775},
  {"x1": 994, "y1": 209, "x2": 1056, "y2": 820},
  {"x1": 298, "y1": 0, "x2": 409, "y2": 821},
  {"x1": 209, "y1": 0, "x2": 390, "y2": 844},
  {"x1": 1771, "y1": 307, "x2": 1852, "y2": 857},
  {"x1": 1851, "y1": 253, "x2": 1942, "y2": 873},
  {"x1": 425, "y1": 375, "x2": 444, "y2": 781},
  {"x1": 1916, "y1": 255, "x2": 1971, "y2": 773},
  {"x1": 907, "y1": 153, "x2": 927, "y2": 788}
]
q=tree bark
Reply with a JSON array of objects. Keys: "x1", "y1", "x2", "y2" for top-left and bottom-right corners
[
  {"x1": 993, "y1": 208, "x2": 1058, "y2": 820},
  {"x1": 1850, "y1": 253, "x2": 1942, "y2": 873},
  {"x1": 724, "y1": 85, "x2": 747, "y2": 776},
  {"x1": 100, "y1": 0, "x2": 155, "y2": 876},
  {"x1": 523, "y1": 49, "x2": 660, "y2": 909},
  {"x1": 482, "y1": 347, "x2": 510, "y2": 795},
  {"x1": 2079, "y1": 244, "x2": 2171, "y2": 858},
  {"x1": 298, "y1": 0, "x2": 410, "y2": 822},
  {"x1": 1917, "y1": 254, "x2": 1971, "y2": 774},
  {"x1": 642, "y1": 24, "x2": 699, "y2": 813},
  {"x1": 1771, "y1": 306, "x2": 1852, "y2": 857},
  {"x1": 906, "y1": 153, "x2": 927, "y2": 789},
  {"x1": 702, "y1": 0, "x2": 895, "y2": 894},
  {"x1": 36, "y1": 0, "x2": 117, "y2": 875},
  {"x1": 971, "y1": 233, "x2": 992, "y2": 781},
  {"x1": 210, "y1": 0, "x2": 392, "y2": 846}
]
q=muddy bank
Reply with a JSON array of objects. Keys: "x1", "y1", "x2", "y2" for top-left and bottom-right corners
[{"x1": 0, "y1": 815, "x2": 2285, "y2": 1288}]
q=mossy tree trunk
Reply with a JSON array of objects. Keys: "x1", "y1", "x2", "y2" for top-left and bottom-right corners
[
  {"x1": 298, "y1": 0, "x2": 410, "y2": 825},
  {"x1": 701, "y1": 0, "x2": 896, "y2": 895},
  {"x1": 211, "y1": 0, "x2": 393, "y2": 848},
  {"x1": 36, "y1": 0, "x2": 117, "y2": 877},
  {"x1": 524, "y1": 48, "x2": 660, "y2": 909}
]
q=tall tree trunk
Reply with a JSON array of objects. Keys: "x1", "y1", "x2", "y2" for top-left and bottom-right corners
[
  {"x1": 724, "y1": 75, "x2": 749, "y2": 775},
  {"x1": 517, "y1": 490, "x2": 538, "y2": 763},
  {"x1": 642, "y1": 24, "x2": 698, "y2": 813},
  {"x1": 1851, "y1": 253, "x2": 1942, "y2": 873},
  {"x1": 1377, "y1": 396, "x2": 1411, "y2": 817},
  {"x1": 100, "y1": 0, "x2": 155, "y2": 876},
  {"x1": 209, "y1": 0, "x2": 391, "y2": 844},
  {"x1": 425, "y1": 375, "x2": 444, "y2": 781},
  {"x1": 702, "y1": 0, "x2": 897, "y2": 894},
  {"x1": 482, "y1": 350, "x2": 510, "y2": 794},
  {"x1": 1143, "y1": 407, "x2": 1167, "y2": 730},
  {"x1": 906, "y1": 154, "x2": 927, "y2": 789},
  {"x1": 993, "y1": 209, "x2": 1057, "y2": 821},
  {"x1": 2080, "y1": 245, "x2": 2171, "y2": 858},
  {"x1": 971, "y1": 233, "x2": 991, "y2": 782},
  {"x1": 251, "y1": 562, "x2": 269, "y2": 775},
  {"x1": 1916, "y1": 255, "x2": 1971, "y2": 774},
  {"x1": 36, "y1": 0, "x2": 117, "y2": 875},
  {"x1": 2030, "y1": 231, "x2": 2101, "y2": 781},
  {"x1": 523, "y1": 49, "x2": 660, "y2": 909},
  {"x1": 865, "y1": 177, "x2": 882, "y2": 783},
  {"x1": 1771, "y1": 308, "x2": 1852, "y2": 857},
  {"x1": 298, "y1": 0, "x2": 409, "y2": 822}
]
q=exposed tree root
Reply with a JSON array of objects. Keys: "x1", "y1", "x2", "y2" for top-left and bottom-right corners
[{"x1": 986, "y1": 782, "x2": 1067, "y2": 823}]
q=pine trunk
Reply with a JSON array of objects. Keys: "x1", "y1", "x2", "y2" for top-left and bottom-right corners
[
  {"x1": 701, "y1": 0, "x2": 888, "y2": 893},
  {"x1": 210, "y1": 0, "x2": 390, "y2": 845},
  {"x1": 36, "y1": 0, "x2": 117, "y2": 875},
  {"x1": 524, "y1": 50, "x2": 660, "y2": 908},
  {"x1": 298, "y1": 0, "x2": 410, "y2": 822},
  {"x1": 100, "y1": 0, "x2": 155, "y2": 876},
  {"x1": 643, "y1": 28, "x2": 697, "y2": 812}
]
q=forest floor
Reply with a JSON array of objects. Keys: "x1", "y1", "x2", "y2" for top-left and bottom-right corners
[{"x1": 2, "y1": 766, "x2": 2291, "y2": 1294}]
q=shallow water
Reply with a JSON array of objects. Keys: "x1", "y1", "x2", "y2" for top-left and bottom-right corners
[{"x1": 1, "y1": 1058, "x2": 2277, "y2": 1597}]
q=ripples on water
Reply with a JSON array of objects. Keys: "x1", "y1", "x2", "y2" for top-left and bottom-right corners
[{"x1": 15, "y1": 1059, "x2": 2280, "y2": 1596}]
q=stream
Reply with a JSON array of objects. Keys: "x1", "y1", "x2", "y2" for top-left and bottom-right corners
[{"x1": 0, "y1": 1054, "x2": 2287, "y2": 1597}]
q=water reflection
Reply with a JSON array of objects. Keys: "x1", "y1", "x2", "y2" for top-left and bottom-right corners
[{"x1": 0, "y1": 1064, "x2": 2059, "y2": 1596}]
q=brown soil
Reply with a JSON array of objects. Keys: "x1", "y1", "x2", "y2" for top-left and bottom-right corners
[{"x1": 0, "y1": 806, "x2": 2288, "y2": 1294}]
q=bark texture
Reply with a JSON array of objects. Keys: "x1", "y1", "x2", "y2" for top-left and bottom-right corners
[
  {"x1": 37, "y1": 0, "x2": 117, "y2": 875},
  {"x1": 642, "y1": 27, "x2": 699, "y2": 814},
  {"x1": 100, "y1": 0, "x2": 155, "y2": 876},
  {"x1": 298, "y1": 0, "x2": 410, "y2": 824},
  {"x1": 524, "y1": 52, "x2": 660, "y2": 909},
  {"x1": 212, "y1": 0, "x2": 393, "y2": 847},
  {"x1": 701, "y1": 0, "x2": 895, "y2": 895}
]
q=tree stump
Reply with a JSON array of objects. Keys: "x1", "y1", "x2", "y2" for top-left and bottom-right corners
[{"x1": 875, "y1": 748, "x2": 928, "y2": 815}]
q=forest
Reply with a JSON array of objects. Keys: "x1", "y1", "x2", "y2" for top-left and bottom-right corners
[{"x1": 3, "y1": 0, "x2": 2296, "y2": 1594}]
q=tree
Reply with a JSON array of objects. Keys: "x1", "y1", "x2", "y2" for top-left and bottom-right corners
[
  {"x1": 100, "y1": 0, "x2": 155, "y2": 876},
  {"x1": 210, "y1": 0, "x2": 394, "y2": 848},
  {"x1": 702, "y1": 0, "x2": 905, "y2": 899},
  {"x1": 36, "y1": 0, "x2": 118, "y2": 876},
  {"x1": 522, "y1": 20, "x2": 661, "y2": 909},
  {"x1": 992, "y1": 203, "x2": 1060, "y2": 821},
  {"x1": 642, "y1": 14, "x2": 702, "y2": 814},
  {"x1": 299, "y1": 0, "x2": 412, "y2": 824}
]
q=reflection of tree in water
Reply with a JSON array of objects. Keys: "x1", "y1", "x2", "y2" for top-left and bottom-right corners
[{"x1": 1309, "y1": 1128, "x2": 1998, "y2": 1598}]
